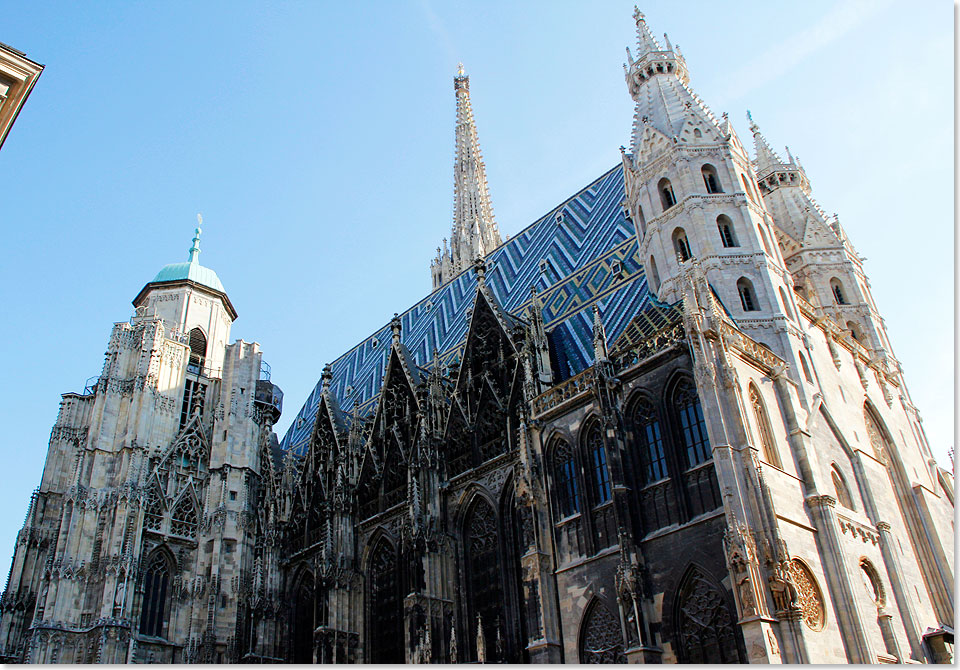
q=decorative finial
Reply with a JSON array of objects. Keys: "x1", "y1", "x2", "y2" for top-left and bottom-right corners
[
  {"x1": 321, "y1": 363, "x2": 333, "y2": 390},
  {"x1": 457, "y1": 62, "x2": 465, "y2": 76},
  {"x1": 633, "y1": 6, "x2": 644, "y2": 23},
  {"x1": 390, "y1": 313, "x2": 402, "y2": 341},
  {"x1": 473, "y1": 256, "x2": 487, "y2": 283},
  {"x1": 188, "y1": 214, "x2": 203, "y2": 264}
]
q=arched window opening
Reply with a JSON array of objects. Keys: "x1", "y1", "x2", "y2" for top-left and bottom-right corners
[
  {"x1": 636, "y1": 204, "x2": 646, "y2": 236},
  {"x1": 847, "y1": 321, "x2": 864, "y2": 343},
  {"x1": 586, "y1": 424, "x2": 611, "y2": 505},
  {"x1": 757, "y1": 225, "x2": 772, "y2": 255},
  {"x1": 859, "y1": 559, "x2": 885, "y2": 607},
  {"x1": 863, "y1": 406, "x2": 888, "y2": 462},
  {"x1": 368, "y1": 540, "x2": 403, "y2": 663},
  {"x1": 831, "y1": 465, "x2": 855, "y2": 510},
  {"x1": 187, "y1": 327, "x2": 207, "y2": 373},
  {"x1": 292, "y1": 570, "x2": 315, "y2": 663},
  {"x1": 633, "y1": 400, "x2": 667, "y2": 484},
  {"x1": 737, "y1": 278, "x2": 759, "y2": 312},
  {"x1": 647, "y1": 256, "x2": 661, "y2": 292},
  {"x1": 675, "y1": 567, "x2": 741, "y2": 663},
  {"x1": 693, "y1": 128, "x2": 702, "y2": 138},
  {"x1": 717, "y1": 215, "x2": 738, "y2": 247},
  {"x1": 139, "y1": 551, "x2": 172, "y2": 638},
  {"x1": 799, "y1": 352, "x2": 813, "y2": 383},
  {"x1": 170, "y1": 499, "x2": 198, "y2": 538},
  {"x1": 673, "y1": 228, "x2": 692, "y2": 262},
  {"x1": 701, "y1": 164, "x2": 722, "y2": 193},
  {"x1": 552, "y1": 441, "x2": 581, "y2": 518},
  {"x1": 749, "y1": 385, "x2": 781, "y2": 468},
  {"x1": 740, "y1": 174, "x2": 755, "y2": 202},
  {"x1": 675, "y1": 381, "x2": 711, "y2": 467},
  {"x1": 778, "y1": 286, "x2": 795, "y2": 320},
  {"x1": 658, "y1": 177, "x2": 677, "y2": 210},
  {"x1": 464, "y1": 499, "x2": 507, "y2": 663},
  {"x1": 578, "y1": 599, "x2": 626, "y2": 663},
  {"x1": 830, "y1": 278, "x2": 848, "y2": 305}
]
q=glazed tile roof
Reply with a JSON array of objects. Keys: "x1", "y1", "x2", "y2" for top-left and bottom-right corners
[{"x1": 280, "y1": 164, "x2": 675, "y2": 454}]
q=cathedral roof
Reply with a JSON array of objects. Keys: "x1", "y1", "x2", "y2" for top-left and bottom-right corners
[{"x1": 281, "y1": 165, "x2": 673, "y2": 454}]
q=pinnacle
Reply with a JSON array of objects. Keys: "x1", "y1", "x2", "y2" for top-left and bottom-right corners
[{"x1": 747, "y1": 111, "x2": 783, "y2": 176}]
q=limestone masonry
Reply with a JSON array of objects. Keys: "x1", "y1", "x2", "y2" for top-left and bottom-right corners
[{"x1": 0, "y1": 9, "x2": 953, "y2": 665}]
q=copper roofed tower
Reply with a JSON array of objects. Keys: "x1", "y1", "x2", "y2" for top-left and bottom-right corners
[{"x1": 431, "y1": 64, "x2": 502, "y2": 289}]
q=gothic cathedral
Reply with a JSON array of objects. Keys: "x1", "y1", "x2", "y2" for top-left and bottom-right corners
[{"x1": 0, "y1": 9, "x2": 953, "y2": 665}]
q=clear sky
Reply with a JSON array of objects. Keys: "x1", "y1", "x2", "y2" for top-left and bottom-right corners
[{"x1": 0, "y1": 1, "x2": 952, "y2": 559}]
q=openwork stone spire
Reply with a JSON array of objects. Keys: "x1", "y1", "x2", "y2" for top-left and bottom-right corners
[{"x1": 431, "y1": 64, "x2": 501, "y2": 289}]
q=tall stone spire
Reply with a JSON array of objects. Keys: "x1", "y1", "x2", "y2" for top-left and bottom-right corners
[{"x1": 431, "y1": 64, "x2": 502, "y2": 289}]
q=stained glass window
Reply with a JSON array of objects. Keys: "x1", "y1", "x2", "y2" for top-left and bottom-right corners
[
  {"x1": 633, "y1": 400, "x2": 666, "y2": 483},
  {"x1": 553, "y1": 441, "x2": 580, "y2": 517},
  {"x1": 675, "y1": 382, "x2": 711, "y2": 467},
  {"x1": 587, "y1": 425, "x2": 611, "y2": 505}
]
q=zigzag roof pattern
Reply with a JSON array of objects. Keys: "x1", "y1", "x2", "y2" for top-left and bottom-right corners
[{"x1": 280, "y1": 165, "x2": 673, "y2": 454}]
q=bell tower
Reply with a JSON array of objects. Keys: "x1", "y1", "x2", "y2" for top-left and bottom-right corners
[{"x1": 621, "y1": 8, "x2": 805, "y2": 369}]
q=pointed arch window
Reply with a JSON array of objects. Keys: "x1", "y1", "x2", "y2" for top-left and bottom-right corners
[
  {"x1": 740, "y1": 173, "x2": 756, "y2": 202},
  {"x1": 737, "y1": 277, "x2": 759, "y2": 312},
  {"x1": 463, "y1": 498, "x2": 507, "y2": 663},
  {"x1": 675, "y1": 567, "x2": 741, "y2": 663},
  {"x1": 863, "y1": 406, "x2": 888, "y2": 462},
  {"x1": 170, "y1": 498, "x2": 198, "y2": 538},
  {"x1": 586, "y1": 424, "x2": 611, "y2": 505},
  {"x1": 578, "y1": 599, "x2": 626, "y2": 663},
  {"x1": 749, "y1": 384, "x2": 781, "y2": 468},
  {"x1": 673, "y1": 228, "x2": 691, "y2": 262},
  {"x1": 144, "y1": 481, "x2": 164, "y2": 531},
  {"x1": 139, "y1": 551, "x2": 172, "y2": 638},
  {"x1": 368, "y1": 540, "x2": 403, "y2": 663},
  {"x1": 778, "y1": 286, "x2": 795, "y2": 320},
  {"x1": 292, "y1": 570, "x2": 315, "y2": 663},
  {"x1": 830, "y1": 277, "x2": 848, "y2": 305},
  {"x1": 674, "y1": 381, "x2": 711, "y2": 467},
  {"x1": 717, "y1": 215, "x2": 738, "y2": 247},
  {"x1": 831, "y1": 465, "x2": 855, "y2": 510},
  {"x1": 658, "y1": 177, "x2": 677, "y2": 210},
  {"x1": 798, "y1": 352, "x2": 814, "y2": 383},
  {"x1": 632, "y1": 399, "x2": 666, "y2": 484},
  {"x1": 552, "y1": 440, "x2": 581, "y2": 518},
  {"x1": 647, "y1": 256, "x2": 661, "y2": 292},
  {"x1": 701, "y1": 164, "x2": 722, "y2": 194}
]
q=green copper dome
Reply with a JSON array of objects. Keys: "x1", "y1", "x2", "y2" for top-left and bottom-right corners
[
  {"x1": 152, "y1": 260, "x2": 225, "y2": 293},
  {"x1": 151, "y1": 219, "x2": 226, "y2": 294}
]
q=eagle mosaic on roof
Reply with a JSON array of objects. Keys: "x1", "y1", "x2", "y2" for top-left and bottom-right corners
[{"x1": 281, "y1": 164, "x2": 679, "y2": 454}]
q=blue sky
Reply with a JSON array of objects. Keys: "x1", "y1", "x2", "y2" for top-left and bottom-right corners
[{"x1": 0, "y1": 1, "x2": 952, "y2": 557}]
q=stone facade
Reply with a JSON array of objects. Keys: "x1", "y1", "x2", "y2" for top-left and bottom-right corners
[{"x1": 0, "y1": 8, "x2": 953, "y2": 665}]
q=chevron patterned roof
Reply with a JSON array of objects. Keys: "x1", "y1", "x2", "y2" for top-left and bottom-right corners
[{"x1": 280, "y1": 164, "x2": 673, "y2": 454}]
